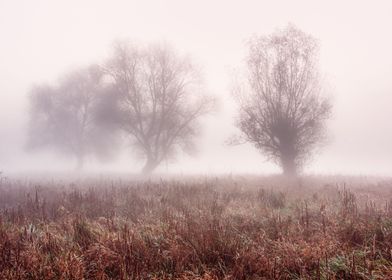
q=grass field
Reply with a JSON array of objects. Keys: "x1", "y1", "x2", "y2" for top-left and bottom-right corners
[{"x1": 1, "y1": 175, "x2": 392, "y2": 279}]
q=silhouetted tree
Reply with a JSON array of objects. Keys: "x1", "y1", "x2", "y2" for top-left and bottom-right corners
[
  {"x1": 233, "y1": 26, "x2": 331, "y2": 176},
  {"x1": 27, "y1": 65, "x2": 116, "y2": 169},
  {"x1": 103, "y1": 42, "x2": 214, "y2": 175}
]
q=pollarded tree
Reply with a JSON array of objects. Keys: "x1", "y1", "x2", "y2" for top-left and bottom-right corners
[
  {"x1": 233, "y1": 25, "x2": 331, "y2": 176},
  {"x1": 27, "y1": 65, "x2": 116, "y2": 169},
  {"x1": 104, "y1": 42, "x2": 214, "y2": 175}
]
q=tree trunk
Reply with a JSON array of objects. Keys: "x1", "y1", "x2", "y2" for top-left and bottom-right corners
[
  {"x1": 141, "y1": 158, "x2": 159, "y2": 176},
  {"x1": 281, "y1": 156, "x2": 297, "y2": 177}
]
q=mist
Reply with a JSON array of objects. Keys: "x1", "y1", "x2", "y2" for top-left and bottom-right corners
[
  {"x1": 4, "y1": 2, "x2": 392, "y2": 278},
  {"x1": 1, "y1": 0, "x2": 392, "y2": 176}
]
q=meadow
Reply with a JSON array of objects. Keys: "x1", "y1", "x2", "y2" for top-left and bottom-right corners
[{"x1": 1, "y1": 175, "x2": 392, "y2": 279}]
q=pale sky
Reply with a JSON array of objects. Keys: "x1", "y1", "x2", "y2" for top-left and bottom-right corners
[{"x1": 0, "y1": 0, "x2": 392, "y2": 175}]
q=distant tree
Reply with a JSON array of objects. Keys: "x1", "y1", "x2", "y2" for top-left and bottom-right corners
[
  {"x1": 233, "y1": 26, "x2": 331, "y2": 176},
  {"x1": 103, "y1": 42, "x2": 214, "y2": 175},
  {"x1": 27, "y1": 65, "x2": 116, "y2": 169}
]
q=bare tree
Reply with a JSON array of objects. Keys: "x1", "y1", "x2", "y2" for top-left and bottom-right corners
[
  {"x1": 233, "y1": 26, "x2": 331, "y2": 176},
  {"x1": 27, "y1": 65, "x2": 116, "y2": 169},
  {"x1": 104, "y1": 42, "x2": 214, "y2": 175}
]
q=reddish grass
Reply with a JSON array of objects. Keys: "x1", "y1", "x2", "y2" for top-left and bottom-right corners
[{"x1": 0, "y1": 176, "x2": 392, "y2": 279}]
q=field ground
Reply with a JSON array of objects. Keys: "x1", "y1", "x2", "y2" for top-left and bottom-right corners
[{"x1": 1, "y1": 175, "x2": 392, "y2": 279}]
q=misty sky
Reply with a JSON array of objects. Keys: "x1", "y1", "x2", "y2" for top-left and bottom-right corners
[{"x1": 0, "y1": 0, "x2": 392, "y2": 175}]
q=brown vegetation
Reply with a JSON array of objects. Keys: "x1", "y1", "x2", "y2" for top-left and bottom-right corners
[{"x1": 1, "y1": 176, "x2": 392, "y2": 279}]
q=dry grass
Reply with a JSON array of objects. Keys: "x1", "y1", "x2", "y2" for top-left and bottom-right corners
[{"x1": 1, "y1": 175, "x2": 392, "y2": 279}]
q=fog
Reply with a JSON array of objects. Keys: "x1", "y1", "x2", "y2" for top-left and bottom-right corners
[{"x1": 1, "y1": 0, "x2": 392, "y2": 176}]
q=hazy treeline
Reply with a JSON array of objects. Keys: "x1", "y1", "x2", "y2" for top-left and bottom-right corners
[{"x1": 27, "y1": 25, "x2": 331, "y2": 176}]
